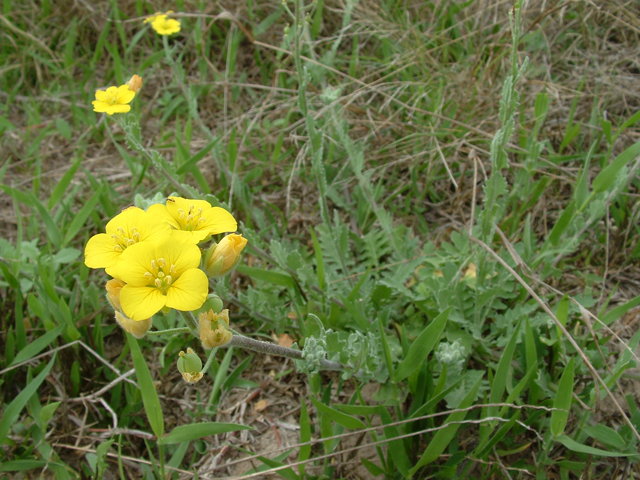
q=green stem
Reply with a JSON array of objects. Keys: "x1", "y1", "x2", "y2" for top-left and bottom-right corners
[
  {"x1": 178, "y1": 311, "x2": 200, "y2": 337},
  {"x1": 201, "y1": 345, "x2": 220, "y2": 374},
  {"x1": 146, "y1": 327, "x2": 190, "y2": 336},
  {"x1": 226, "y1": 333, "x2": 343, "y2": 372}
]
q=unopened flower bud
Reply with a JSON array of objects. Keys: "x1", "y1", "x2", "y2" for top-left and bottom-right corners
[
  {"x1": 177, "y1": 348, "x2": 203, "y2": 383},
  {"x1": 115, "y1": 311, "x2": 153, "y2": 339},
  {"x1": 204, "y1": 234, "x2": 247, "y2": 278},
  {"x1": 126, "y1": 74, "x2": 143, "y2": 93},
  {"x1": 199, "y1": 309, "x2": 232, "y2": 349},
  {"x1": 200, "y1": 294, "x2": 224, "y2": 314}
]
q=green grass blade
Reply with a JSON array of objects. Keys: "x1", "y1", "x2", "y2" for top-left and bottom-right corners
[
  {"x1": 410, "y1": 373, "x2": 482, "y2": 474},
  {"x1": 0, "y1": 354, "x2": 56, "y2": 445},
  {"x1": 395, "y1": 307, "x2": 450, "y2": 382},
  {"x1": 48, "y1": 158, "x2": 82, "y2": 210},
  {"x1": 1, "y1": 185, "x2": 62, "y2": 248},
  {"x1": 551, "y1": 357, "x2": 575, "y2": 437},
  {"x1": 310, "y1": 397, "x2": 366, "y2": 430},
  {"x1": 298, "y1": 398, "x2": 311, "y2": 477},
  {"x1": 556, "y1": 434, "x2": 639, "y2": 458},
  {"x1": 9, "y1": 324, "x2": 65, "y2": 366},
  {"x1": 62, "y1": 184, "x2": 104, "y2": 246},
  {"x1": 592, "y1": 139, "x2": 640, "y2": 194},
  {"x1": 378, "y1": 406, "x2": 412, "y2": 478},
  {"x1": 488, "y1": 320, "x2": 521, "y2": 417},
  {"x1": 159, "y1": 422, "x2": 252, "y2": 445},
  {"x1": 127, "y1": 333, "x2": 164, "y2": 439}
]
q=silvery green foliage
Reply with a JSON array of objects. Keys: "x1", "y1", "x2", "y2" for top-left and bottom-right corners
[
  {"x1": 325, "y1": 330, "x2": 383, "y2": 381},
  {"x1": 320, "y1": 86, "x2": 342, "y2": 105},
  {"x1": 435, "y1": 340, "x2": 466, "y2": 375},
  {"x1": 134, "y1": 192, "x2": 167, "y2": 210},
  {"x1": 299, "y1": 335, "x2": 327, "y2": 376},
  {"x1": 295, "y1": 318, "x2": 383, "y2": 380}
]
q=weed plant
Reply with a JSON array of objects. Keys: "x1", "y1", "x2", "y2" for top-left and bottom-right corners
[{"x1": 1, "y1": 0, "x2": 640, "y2": 478}]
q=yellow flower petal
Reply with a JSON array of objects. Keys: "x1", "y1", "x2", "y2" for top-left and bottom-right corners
[
  {"x1": 151, "y1": 16, "x2": 181, "y2": 35},
  {"x1": 92, "y1": 85, "x2": 136, "y2": 116},
  {"x1": 111, "y1": 241, "x2": 160, "y2": 286},
  {"x1": 165, "y1": 269, "x2": 208, "y2": 311},
  {"x1": 147, "y1": 203, "x2": 182, "y2": 232},
  {"x1": 112, "y1": 237, "x2": 207, "y2": 318},
  {"x1": 120, "y1": 285, "x2": 167, "y2": 320},
  {"x1": 163, "y1": 197, "x2": 237, "y2": 241},
  {"x1": 84, "y1": 206, "x2": 172, "y2": 272},
  {"x1": 85, "y1": 233, "x2": 121, "y2": 269}
]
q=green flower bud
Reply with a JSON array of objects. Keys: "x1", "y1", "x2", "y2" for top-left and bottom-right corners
[{"x1": 199, "y1": 294, "x2": 224, "y2": 314}]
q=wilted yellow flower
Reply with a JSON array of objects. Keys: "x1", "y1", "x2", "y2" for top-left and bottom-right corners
[
  {"x1": 204, "y1": 234, "x2": 247, "y2": 277},
  {"x1": 105, "y1": 278, "x2": 126, "y2": 312},
  {"x1": 126, "y1": 74, "x2": 143, "y2": 93},
  {"x1": 115, "y1": 311, "x2": 153, "y2": 339},
  {"x1": 177, "y1": 348, "x2": 203, "y2": 383},
  {"x1": 463, "y1": 263, "x2": 477, "y2": 280},
  {"x1": 199, "y1": 309, "x2": 232, "y2": 349},
  {"x1": 92, "y1": 85, "x2": 135, "y2": 115}
]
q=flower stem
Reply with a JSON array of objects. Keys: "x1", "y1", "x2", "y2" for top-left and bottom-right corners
[
  {"x1": 178, "y1": 311, "x2": 200, "y2": 337},
  {"x1": 226, "y1": 333, "x2": 343, "y2": 372},
  {"x1": 201, "y1": 345, "x2": 219, "y2": 374},
  {"x1": 146, "y1": 327, "x2": 190, "y2": 336}
]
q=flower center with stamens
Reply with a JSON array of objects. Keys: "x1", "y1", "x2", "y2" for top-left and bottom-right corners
[
  {"x1": 176, "y1": 205, "x2": 207, "y2": 231},
  {"x1": 111, "y1": 226, "x2": 141, "y2": 252},
  {"x1": 143, "y1": 257, "x2": 177, "y2": 293}
]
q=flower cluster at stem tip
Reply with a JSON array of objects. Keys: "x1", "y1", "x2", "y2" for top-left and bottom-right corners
[{"x1": 85, "y1": 197, "x2": 247, "y2": 337}]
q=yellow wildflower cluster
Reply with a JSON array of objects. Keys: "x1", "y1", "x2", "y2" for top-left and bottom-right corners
[{"x1": 85, "y1": 197, "x2": 247, "y2": 336}]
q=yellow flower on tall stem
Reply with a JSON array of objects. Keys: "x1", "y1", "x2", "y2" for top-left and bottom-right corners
[
  {"x1": 84, "y1": 207, "x2": 172, "y2": 275},
  {"x1": 92, "y1": 85, "x2": 136, "y2": 115},
  {"x1": 111, "y1": 237, "x2": 208, "y2": 321},
  {"x1": 147, "y1": 197, "x2": 237, "y2": 243}
]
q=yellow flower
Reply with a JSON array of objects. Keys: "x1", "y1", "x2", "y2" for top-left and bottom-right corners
[
  {"x1": 146, "y1": 11, "x2": 181, "y2": 35},
  {"x1": 106, "y1": 279, "x2": 153, "y2": 338},
  {"x1": 85, "y1": 207, "x2": 172, "y2": 275},
  {"x1": 112, "y1": 237, "x2": 208, "y2": 321},
  {"x1": 147, "y1": 197, "x2": 237, "y2": 243},
  {"x1": 204, "y1": 234, "x2": 247, "y2": 277},
  {"x1": 92, "y1": 85, "x2": 135, "y2": 115},
  {"x1": 199, "y1": 309, "x2": 232, "y2": 349},
  {"x1": 126, "y1": 74, "x2": 143, "y2": 94}
]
